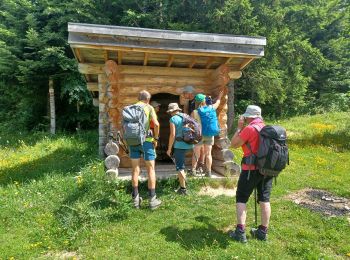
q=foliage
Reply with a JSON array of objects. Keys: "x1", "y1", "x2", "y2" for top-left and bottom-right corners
[{"x1": 0, "y1": 0, "x2": 349, "y2": 130}]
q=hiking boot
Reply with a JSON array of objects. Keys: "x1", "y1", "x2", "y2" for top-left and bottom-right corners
[
  {"x1": 132, "y1": 194, "x2": 142, "y2": 209},
  {"x1": 176, "y1": 187, "x2": 188, "y2": 196},
  {"x1": 228, "y1": 228, "x2": 248, "y2": 243},
  {"x1": 149, "y1": 196, "x2": 162, "y2": 210},
  {"x1": 205, "y1": 171, "x2": 212, "y2": 178},
  {"x1": 187, "y1": 169, "x2": 196, "y2": 177},
  {"x1": 250, "y1": 227, "x2": 267, "y2": 241}
]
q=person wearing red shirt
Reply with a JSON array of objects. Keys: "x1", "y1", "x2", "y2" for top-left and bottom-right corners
[{"x1": 229, "y1": 105, "x2": 273, "y2": 242}]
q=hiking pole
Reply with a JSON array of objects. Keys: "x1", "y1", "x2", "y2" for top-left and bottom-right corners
[{"x1": 254, "y1": 187, "x2": 258, "y2": 227}]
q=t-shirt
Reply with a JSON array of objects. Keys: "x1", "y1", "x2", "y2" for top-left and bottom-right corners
[
  {"x1": 170, "y1": 114, "x2": 194, "y2": 150},
  {"x1": 239, "y1": 118, "x2": 265, "y2": 170},
  {"x1": 136, "y1": 101, "x2": 157, "y2": 142}
]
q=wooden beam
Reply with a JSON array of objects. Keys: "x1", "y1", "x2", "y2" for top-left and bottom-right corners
[
  {"x1": 189, "y1": 56, "x2": 196, "y2": 68},
  {"x1": 239, "y1": 58, "x2": 254, "y2": 70},
  {"x1": 224, "y1": 57, "x2": 232, "y2": 64},
  {"x1": 205, "y1": 57, "x2": 215, "y2": 69},
  {"x1": 75, "y1": 48, "x2": 83, "y2": 62},
  {"x1": 167, "y1": 54, "x2": 174, "y2": 67},
  {"x1": 104, "y1": 51, "x2": 108, "y2": 62},
  {"x1": 117, "y1": 85, "x2": 206, "y2": 95},
  {"x1": 228, "y1": 71, "x2": 242, "y2": 79},
  {"x1": 78, "y1": 63, "x2": 105, "y2": 74},
  {"x1": 78, "y1": 63, "x2": 213, "y2": 77},
  {"x1": 70, "y1": 44, "x2": 260, "y2": 59},
  {"x1": 211, "y1": 64, "x2": 231, "y2": 80},
  {"x1": 118, "y1": 51, "x2": 123, "y2": 65},
  {"x1": 87, "y1": 82, "x2": 98, "y2": 92},
  {"x1": 143, "y1": 52, "x2": 149, "y2": 66},
  {"x1": 120, "y1": 74, "x2": 209, "y2": 85}
]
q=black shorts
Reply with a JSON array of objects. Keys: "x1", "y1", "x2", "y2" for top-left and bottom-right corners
[{"x1": 236, "y1": 170, "x2": 273, "y2": 203}]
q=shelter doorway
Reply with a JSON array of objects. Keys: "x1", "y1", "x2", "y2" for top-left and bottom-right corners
[{"x1": 151, "y1": 93, "x2": 179, "y2": 163}]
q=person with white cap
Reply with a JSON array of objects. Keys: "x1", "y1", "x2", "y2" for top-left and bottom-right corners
[
  {"x1": 229, "y1": 105, "x2": 273, "y2": 242},
  {"x1": 166, "y1": 103, "x2": 194, "y2": 195}
]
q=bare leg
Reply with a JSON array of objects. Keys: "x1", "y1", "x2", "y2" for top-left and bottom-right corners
[
  {"x1": 131, "y1": 159, "x2": 140, "y2": 188},
  {"x1": 145, "y1": 160, "x2": 156, "y2": 190},
  {"x1": 192, "y1": 144, "x2": 202, "y2": 170},
  {"x1": 204, "y1": 144, "x2": 213, "y2": 173},
  {"x1": 260, "y1": 202, "x2": 271, "y2": 227},
  {"x1": 236, "y1": 202, "x2": 247, "y2": 225},
  {"x1": 178, "y1": 169, "x2": 186, "y2": 188}
]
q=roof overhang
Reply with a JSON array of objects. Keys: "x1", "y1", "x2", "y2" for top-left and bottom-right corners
[{"x1": 68, "y1": 22, "x2": 266, "y2": 85}]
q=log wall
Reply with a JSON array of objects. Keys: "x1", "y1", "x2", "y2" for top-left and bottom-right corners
[{"x1": 96, "y1": 60, "x2": 237, "y2": 174}]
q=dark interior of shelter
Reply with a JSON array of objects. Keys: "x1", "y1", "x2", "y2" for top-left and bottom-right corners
[{"x1": 151, "y1": 93, "x2": 179, "y2": 163}]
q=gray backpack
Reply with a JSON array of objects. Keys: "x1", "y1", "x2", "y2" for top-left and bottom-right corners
[{"x1": 122, "y1": 104, "x2": 148, "y2": 146}]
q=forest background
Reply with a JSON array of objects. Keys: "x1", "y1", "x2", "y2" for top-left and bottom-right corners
[{"x1": 0, "y1": 0, "x2": 349, "y2": 131}]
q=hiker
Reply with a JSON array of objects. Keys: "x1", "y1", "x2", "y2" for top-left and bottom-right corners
[
  {"x1": 181, "y1": 85, "x2": 196, "y2": 115},
  {"x1": 166, "y1": 103, "x2": 194, "y2": 195},
  {"x1": 229, "y1": 105, "x2": 273, "y2": 242},
  {"x1": 191, "y1": 91, "x2": 223, "y2": 177},
  {"x1": 150, "y1": 100, "x2": 161, "y2": 135},
  {"x1": 127, "y1": 90, "x2": 162, "y2": 210}
]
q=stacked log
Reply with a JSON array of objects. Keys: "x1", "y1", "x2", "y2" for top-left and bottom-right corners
[{"x1": 104, "y1": 140, "x2": 120, "y2": 181}]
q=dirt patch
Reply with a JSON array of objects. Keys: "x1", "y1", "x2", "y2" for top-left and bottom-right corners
[
  {"x1": 198, "y1": 186, "x2": 236, "y2": 197},
  {"x1": 287, "y1": 188, "x2": 350, "y2": 217},
  {"x1": 39, "y1": 251, "x2": 80, "y2": 259}
]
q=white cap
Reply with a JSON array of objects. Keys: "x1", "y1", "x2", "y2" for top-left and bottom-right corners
[{"x1": 242, "y1": 105, "x2": 262, "y2": 118}]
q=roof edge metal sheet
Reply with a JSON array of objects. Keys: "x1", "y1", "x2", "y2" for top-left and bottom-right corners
[{"x1": 68, "y1": 22, "x2": 266, "y2": 46}]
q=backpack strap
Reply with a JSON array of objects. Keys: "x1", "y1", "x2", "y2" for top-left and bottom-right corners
[{"x1": 242, "y1": 123, "x2": 263, "y2": 180}]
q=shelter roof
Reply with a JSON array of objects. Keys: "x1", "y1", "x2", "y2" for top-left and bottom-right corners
[{"x1": 68, "y1": 22, "x2": 266, "y2": 87}]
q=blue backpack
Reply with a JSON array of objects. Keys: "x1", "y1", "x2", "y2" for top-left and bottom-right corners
[{"x1": 197, "y1": 106, "x2": 220, "y2": 136}]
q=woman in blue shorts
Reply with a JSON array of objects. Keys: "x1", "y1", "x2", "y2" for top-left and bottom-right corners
[{"x1": 166, "y1": 103, "x2": 194, "y2": 195}]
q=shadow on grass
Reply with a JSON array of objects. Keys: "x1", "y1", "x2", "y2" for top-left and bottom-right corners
[
  {"x1": 160, "y1": 215, "x2": 229, "y2": 250},
  {"x1": 0, "y1": 146, "x2": 97, "y2": 186},
  {"x1": 288, "y1": 129, "x2": 350, "y2": 151}
]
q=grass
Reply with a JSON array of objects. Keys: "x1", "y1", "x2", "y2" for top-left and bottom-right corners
[{"x1": 0, "y1": 111, "x2": 350, "y2": 259}]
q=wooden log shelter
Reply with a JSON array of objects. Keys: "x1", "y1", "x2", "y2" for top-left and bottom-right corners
[{"x1": 68, "y1": 22, "x2": 266, "y2": 175}]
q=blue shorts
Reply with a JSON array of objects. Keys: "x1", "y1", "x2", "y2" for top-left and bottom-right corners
[
  {"x1": 173, "y1": 148, "x2": 189, "y2": 171},
  {"x1": 129, "y1": 142, "x2": 156, "y2": 161}
]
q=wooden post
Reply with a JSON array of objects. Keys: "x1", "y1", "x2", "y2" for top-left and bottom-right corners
[
  {"x1": 227, "y1": 80, "x2": 235, "y2": 131},
  {"x1": 49, "y1": 77, "x2": 55, "y2": 135},
  {"x1": 98, "y1": 74, "x2": 108, "y2": 157}
]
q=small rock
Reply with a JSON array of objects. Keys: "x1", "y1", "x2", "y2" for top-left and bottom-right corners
[{"x1": 344, "y1": 206, "x2": 350, "y2": 211}]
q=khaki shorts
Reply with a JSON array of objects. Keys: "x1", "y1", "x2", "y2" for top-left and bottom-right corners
[{"x1": 198, "y1": 136, "x2": 214, "y2": 146}]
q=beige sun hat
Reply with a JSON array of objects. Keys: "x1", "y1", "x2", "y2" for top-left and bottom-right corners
[
  {"x1": 150, "y1": 101, "x2": 161, "y2": 108},
  {"x1": 167, "y1": 103, "x2": 182, "y2": 113},
  {"x1": 242, "y1": 105, "x2": 262, "y2": 118}
]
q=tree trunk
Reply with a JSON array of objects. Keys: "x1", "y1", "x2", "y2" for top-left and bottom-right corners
[
  {"x1": 49, "y1": 78, "x2": 55, "y2": 135},
  {"x1": 227, "y1": 80, "x2": 235, "y2": 132}
]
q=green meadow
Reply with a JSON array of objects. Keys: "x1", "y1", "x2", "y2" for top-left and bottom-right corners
[{"x1": 0, "y1": 112, "x2": 349, "y2": 259}]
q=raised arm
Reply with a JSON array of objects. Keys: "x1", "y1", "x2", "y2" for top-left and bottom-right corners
[{"x1": 212, "y1": 90, "x2": 224, "y2": 110}]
